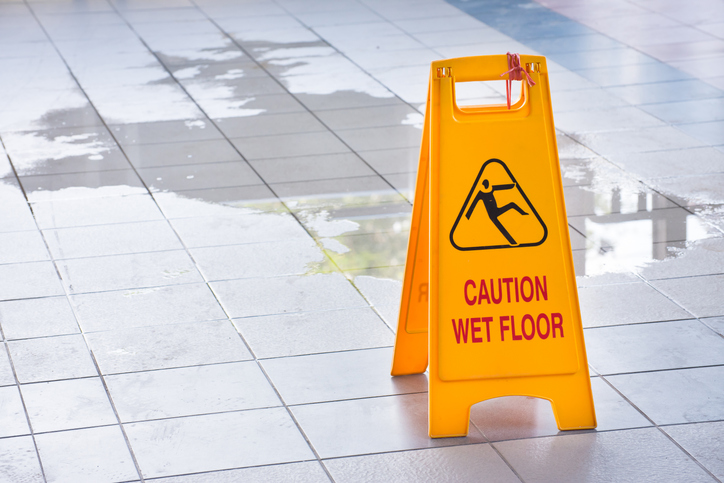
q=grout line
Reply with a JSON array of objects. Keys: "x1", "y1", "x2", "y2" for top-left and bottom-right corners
[{"x1": 88, "y1": 351, "x2": 146, "y2": 483}]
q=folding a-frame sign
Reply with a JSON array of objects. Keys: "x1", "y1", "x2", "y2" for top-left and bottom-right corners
[{"x1": 392, "y1": 54, "x2": 597, "y2": 438}]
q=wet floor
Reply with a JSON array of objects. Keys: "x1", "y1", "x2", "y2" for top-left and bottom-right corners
[{"x1": 1, "y1": 0, "x2": 724, "y2": 481}]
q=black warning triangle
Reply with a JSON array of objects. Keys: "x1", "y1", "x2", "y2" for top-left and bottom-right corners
[{"x1": 449, "y1": 158, "x2": 547, "y2": 251}]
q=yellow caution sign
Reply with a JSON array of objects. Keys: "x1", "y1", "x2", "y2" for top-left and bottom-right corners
[{"x1": 392, "y1": 54, "x2": 597, "y2": 438}]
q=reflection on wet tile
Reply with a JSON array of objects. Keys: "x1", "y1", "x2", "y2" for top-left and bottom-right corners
[
  {"x1": 106, "y1": 362, "x2": 280, "y2": 422},
  {"x1": 0, "y1": 296, "x2": 79, "y2": 340},
  {"x1": 324, "y1": 445, "x2": 519, "y2": 483},
  {"x1": 292, "y1": 393, "x2": 485, "y2": 459},
  {"x1": 608, "y1": 366, "x2": 724, "y2": 424},
  {"x1": 663, "y1": 422, "x2": 724, "y2": 481},
  {"x1": 86, "y1": 320, "x2": 252, "y2": 374},
  {"x1": 650, "y1": 173, "x2": 724, "y2": 207},
  {"x1": 235, "y1": 307, "x2": 393, "y2": 358},
  {"x1": 190, "y1": 238, "x2": 325, "y2": 281},
  {"x1": 262, "y1": 348, "x2": 424, "y2": 405},
  {"x1": 57, "y1": 250, "x2": 203, "y2": 294},
  {"x1": 213, "y1": 273, "x2": 368, "y2": 318},
  {"x1": 585, "y1": 320, "x2": 724, "y2": 374},
  {"x1": 651, "y1": 274, "x2": 724, "y2": 318},
  {"x1": 125, "y1": 409, "x2": 313, "y2": 478},
  {"x1": 250, "y1": 152, "x2": 375, "y2": 184},
  {"x1": 471, "y1": 377, "x2": 650, "y2": 441},
  {"x1": 148, "y1": 462, "x2": 329, "y2": 483},
  {"x1": 326, "y1": 231, "x2": 409, "y2": 270},
  {"x1": 495, "y1": 428, "x2": 713, "y2": 483},
  {"x1": 70, "y1": 283, "x2": 226, "y2": 332},
  {"x1": 35, "y1": 426, "x2": 139, "y2": 483},
  {"x1": 123, "y1": 139, "x2": 242, "y2": 168},
  {"x1": 0, "y1": 436, "x2": 44, "y2": 483},
  {"x1": 0, "y1": 386, "x2": 30, "y2": 438},
  {"x1": 21, "y1": 378, "x2": 116, "y2": 433},
  {"x1": 578, "y1": 281, "x2": 691, "y2": 327},
  {"x1": 7, "y1": 334, "x2": 97, "y2": 384},
  {"x1": 0, "y1": 262, "x2": 65, "y2": 301}
]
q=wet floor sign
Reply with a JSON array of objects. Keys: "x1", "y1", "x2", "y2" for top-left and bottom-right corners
[{"x1": 392, "y1": 54, "x2": 597, "y2": 438}]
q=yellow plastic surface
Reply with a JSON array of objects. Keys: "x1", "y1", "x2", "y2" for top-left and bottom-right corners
[{"x1": 391, "y1": 54, "x2": 597, "y2": 438}]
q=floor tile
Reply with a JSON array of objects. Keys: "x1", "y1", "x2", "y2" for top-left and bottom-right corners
[
  {"x1": 554, "y1": 106, "x2": 665, "y2": 134},
  {"x1": 334, "y1": 125, "x2": 422, "y2": 152},
  {"x1": 36, "y1": 426, "x2": 139, "y2": 483},
  {"x1": 235, "y1": 307, "x2": 394, "y2": 358},
  {"x1": 608, "y1": 147, "x2": 724, "y2": 180},
  {"x1": 138, "y1": 161, "x2": 262, "y2": 191},
  {"x1": 638, "y1": 238, "x2": 724, "y2": 279},
  {"x1": 261, "y1": 347, "x2": 424, "y2": 405},
  {"x1": 231, "y1": 131, "x2": 350, "y2": 160},
  {"x1": 663, "y1": 421, "x2": 724, "y2": 481},
  {"x1": 21, "y1": 170, "x2": 147, "y2": 202},
  {"x1": 106, "y1": 362, "x2": 280, "y2": 422},
  {"x1": 495, "y1": 427, "x2": 713, "y2": 483},
  {"x1": 608, "y1": 366, "x2": 724, "y2": 424},
  {"x1": 21, "y1": 377, "x2": 117, "y2": 433},
  {"x1": 190, "y1": 238, "x2": 325, "y2": 281},
  {"x1": 325, "y1": 231, "x2": 410, "y2": 270},
  {"x1": 123, "y1": 139, "x2": 242, "y2": 169},
  {"x1": 292, "y1": 393, "x2": 485, "y2": 459},
  {"x1": 0, "y1": 347, "x2": 15, "y2": 386},
  {"x1": 571, "y1": 126, "x2": 705, "y2": 157},
  {"x1": 641, "y1": 98, "x2": 724, "y2": 124},
  {"x1": 0, "y1": 180, "x2": 41, "y2": 233},
  {"x1": 358, "y1": 146, "x2": 420, "y2": 174},
  {"x1": 109, "y1": 119, "x2": 223, "y2": 146},
  {"x1": 70, "y1": 283, "x2": 226, "y2": 332},
  {"x1": 56, "y1": 250, "x2": 204, "y2": 294},
  {"x1": 577, "y1": 281, "x2": 692, "y2": 327},
  {"x1": 43, "y1": 220, "x2": 182, "y2": 259},
  {"x1": 704, "y1": 316, "x2": 724, "y2": 336},
  {"x1": 0, "y1": 436, "x2": 44, "y2": 483},
  {"x1": 471, "y1": 377, "x2": 651, "y2": 441},
  {"x1": 213, "y1": 111, "x2": 326, "y2": 138},
  {"x1": 249, "y1": 152, "x2": 375, "y2": 184},
  {"x1": 30, "y1": 194, "x2": 164, "y2": 229},
  {"x1": 152, "y1": 186, "x2": 283, "y2": 218},
  {"x1": 211, "y1": 273, "x2": 368, "y2": 318},
  {"x1": 0, "y1": 261, "x2": 65, "y2": 301},
  {"x1": 604, "y1": 79, "x2": 724, "y2": 105},
  {"x1": 148, "y1": 461, "x2": 330, "y2": 483},
  {"x1": 7, "y1": 334, "x2": 97, "y2": 383},
  {"x1": 324, "y1": 444, "x2": 519, "y2": 483},
  {"x1": 585, "y1": 319, "x2": 724, "y2": 374},
  {"x1": 0, "y1": 296, "x2": 79, "y2": 339},
  {"x1": 0, "y1": 231, "x2": 50, "y2": 264},
  {"x1": 651, "y1": 274, "x2": 724, "y2": 318},
  {"x1": 677, "y1": 120, "x2": 724, "y2": 146},
  {"x1": 315, "y1": 103, "x2": 419, "y2": 131},
  {"x1": 170, "y1": 211, "x2": 310, "y2": 248},
  {"x1": 0, "y1": 386, "x2": 31, "y2": 438},
  {"x1": 125, "y1": 409, "x2": 314, "y2": 479},
  {"x1": 271, "y1": 175, "x2": 399, "y2": 205},
  {"x1": 86, "y1": 320, "x2": 252, "y2": 374}
]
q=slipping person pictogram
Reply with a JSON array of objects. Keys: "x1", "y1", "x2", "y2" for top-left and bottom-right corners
[
  {"x1": 465, "y1": 179, "x2": 529, "y2": 245},
  {"x1": 450, "y1": 158, "x2": 547, "y2": 251}
]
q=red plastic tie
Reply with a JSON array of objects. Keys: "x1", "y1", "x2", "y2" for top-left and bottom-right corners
[{"x1": 500, "y1": 52, "x2": 536, "y2": 109}]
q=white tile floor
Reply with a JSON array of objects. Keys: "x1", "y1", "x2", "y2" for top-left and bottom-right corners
[{"x1": 1, "y1": 0, "x2": 723, "y2": 481}]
